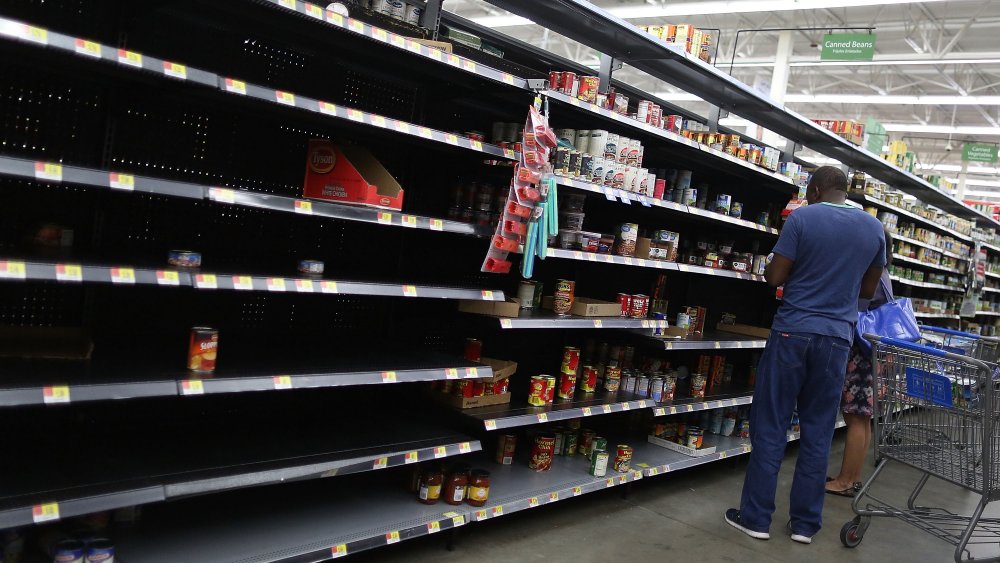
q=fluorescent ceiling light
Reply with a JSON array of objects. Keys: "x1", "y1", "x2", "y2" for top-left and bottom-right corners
[
  {"x1": 882, "y1": 124, "x2": 1000, "y2": 136},
  {"x1": 469, "y1": 0, "x2": 947, "y2": 28}
]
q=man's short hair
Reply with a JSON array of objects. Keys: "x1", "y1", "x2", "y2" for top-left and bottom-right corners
[{"x1": 810, "y1": 166, "x2": 849, "y2": 193}]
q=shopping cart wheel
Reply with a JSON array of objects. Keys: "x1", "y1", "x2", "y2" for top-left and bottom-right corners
[{"x1": 840, "y1": 516, "x2": 866, "y2": 548}]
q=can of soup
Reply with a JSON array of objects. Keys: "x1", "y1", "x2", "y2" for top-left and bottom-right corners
[{"x1": 187, "y1": 327, "x2": 219, "y2": 372}]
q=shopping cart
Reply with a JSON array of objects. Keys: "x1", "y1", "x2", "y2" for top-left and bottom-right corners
[
  {"x1": 842, "y1": 334, "x2": 1000, "y2": 562},
  {"x1": 919, "y1": 325, "x2": 1000, "y2": 363}
]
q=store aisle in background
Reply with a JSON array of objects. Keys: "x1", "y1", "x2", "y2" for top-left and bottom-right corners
[{"x1": 356, "y1": 430, "x2": 979, "y2": 562}]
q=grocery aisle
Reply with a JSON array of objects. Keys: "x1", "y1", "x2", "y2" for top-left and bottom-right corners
[{"x1": 356, "y1": 430, "x2": 973, "y2": 562}]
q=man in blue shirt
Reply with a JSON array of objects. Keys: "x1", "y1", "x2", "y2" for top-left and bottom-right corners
[{"x1": 726, "y1": 166, "x2": 886, "y2": 544}]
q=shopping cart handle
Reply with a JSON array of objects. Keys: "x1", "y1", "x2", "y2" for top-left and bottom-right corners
[
  {"x1": 864, "y1": 333, "x2": 949, "y2": 358},
  {"x1": 919, "y1": 325, "x2": 980, "y2": 339}
]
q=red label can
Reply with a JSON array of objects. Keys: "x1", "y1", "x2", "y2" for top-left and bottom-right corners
[
  {"x1": 617, "y1": 293, "x2": 631, "y2": 317},
  {"x1": 471, "y1": 380, "x2": 487, "y2": 397},
  {"x1": 453, "y1": 380, "x2": 475, "y2": 398},
  {"x1": 528, "y1": 375, "x2": 548, "y2": 406},
  {"x1": 560, "y1": 71, "x2": 578, "y2": 96},
  {"x1": 491, "y1": 378, "x2": 509, "y2": 395},
  {"x1": 578, "y1": 76, "x2": 599, "y2": 103},
  {"x1": 629, "y1": 294, "x2": 650, "y2": 318},
  {"x1": 543, "y1": 375, "x2": 556, "y2": 403},
  {"x1": 548, "y1": 70, "x2": 561, "y2": 91},
  {"x1": 464, "y1": 338, "x2": 482, "y2": 362},
  {"x1": 579, "y1": 429, "x2": 596, "y2": 456},
  {"x1": 188, "y1": 327, "x2": 218, "y2": 372},
  {"x1": 614, "y1": 444, "x2": 633, "y2": 472},
  {"x1": 580, "y1": 365, "x2": 598, "y2": 393},
  {"x1": 653, "y1": 178, "x2": 666, "y2": 199},
  {"x1": 529, "y1": 434, "x2": 556, "y2": 471},
  {"x1": 557, "y1": 371, "x2": 577, "y2": 399},
  {"x1": 560, "y1": 346, "x2": 580, "y2": 372}
]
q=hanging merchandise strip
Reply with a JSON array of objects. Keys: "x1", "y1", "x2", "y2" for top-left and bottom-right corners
[
  {"x1": 0, "y1": 18, "x2": 518, "y2": 162},
  {"x1": 482, "y1": 97, "x2": 560, "y2": 274}
]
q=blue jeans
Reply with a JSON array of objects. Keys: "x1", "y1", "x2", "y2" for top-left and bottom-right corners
[{"x1": 739, "y1": 331, "x2": 850, "y2": 536}]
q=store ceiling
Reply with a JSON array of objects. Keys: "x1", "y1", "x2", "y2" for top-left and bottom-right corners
[{"x1": 446, "y1": 0, "x2": 1000, "y2": 195}]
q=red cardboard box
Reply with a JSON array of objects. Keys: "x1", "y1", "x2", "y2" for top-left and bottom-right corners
[{"x1": 302, "y1": 139, "x2": 404, "y2": 210}]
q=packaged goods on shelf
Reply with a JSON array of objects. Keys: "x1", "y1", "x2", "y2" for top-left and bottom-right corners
[
  {"x1": 433, "y1": 354, "x2": 516, "y2": 409},
  {"x1": 448, "y1": 179, "x2": 506, "y2": 226},
  {"x1": 850, "y1": 176, "x2": 974, "y2": 239},
  {"x1": 648, "y1": 405, "x2": 747, "y2": 456},
  {"x1": 638, "y1": 24, "x2": 714, "y2": 63},
  {"x1": 302, "y1": 140, "x2": 405, "y2": 210},
  {"x1": 811, "y1": 118, "x2": 865, "y2": 145}
]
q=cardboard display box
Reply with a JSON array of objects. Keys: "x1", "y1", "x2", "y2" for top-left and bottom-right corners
[
  {"x1": 647, "y1": 435, "x2": 717, "y2": 457},
  {"x1": 434, "y1": 357, "x2": 517, "y2": 409},
  {"x1": 716, "y1": 322, "x2": 771, "y2": 339},
  {"x1": 478, "y1": 357, "x2": 518, "y2": 383},
  {"x1": 541, "y1": 296, "x2": 621, "y2": 317},
  {"x1": 302, "y1": 139, "x2": 404, "y2": 210},
  {"x1": 458, "y1": 298, "x2": 521, "y2": 318}
]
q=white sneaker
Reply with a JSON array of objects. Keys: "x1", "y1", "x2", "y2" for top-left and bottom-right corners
[
  {"x1": 725, "y1": 509, "x2": 770, "y2": 540},
  {"x1": 787, "y1": 520, "x2": 813, "y2": 544}
]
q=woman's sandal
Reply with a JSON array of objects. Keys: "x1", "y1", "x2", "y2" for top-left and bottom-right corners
[{"x1": 825, "y1": 480, "x2": 863, "y2": 497}]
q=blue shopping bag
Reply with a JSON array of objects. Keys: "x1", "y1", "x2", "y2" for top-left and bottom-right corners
[{"x1": 856, "y1": 277, "x2": 921, "y2": 353}]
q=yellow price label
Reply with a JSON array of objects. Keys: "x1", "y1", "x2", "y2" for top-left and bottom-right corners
[
  {"x1": 390, "y1": 33, "x2": 406, "y2": 47},
  {"x1": 318, "y1": 101, "x2": 337, "y2": 115},
  {"x1": 195, "y1": 274, "x2": 217, "y2": 289},
  {"x1": 453, "y1": 515, "x2": 465, "y2": 527},
  {"x1": 385, "y1": 531, "x2": 400, "y2": 544},
  {"x1": 117, "y1": 49, "x2": 142, "y2": 67},
  {"x1": 623, "y1": 257, "x2": 634, "y2": 266},
  {"x1": 326, "y1": 11, "x2": 344, "y2": 25},
  {"x1": 74, "y1": 38, "x2": 101, "y2": 58},
  {"x1": 278, "y1": 0, "x2": 295, "y2": 8},
  {"x1": 719, "y1": 451, "x2": 727, "y2": 459},
  {"x1": 110, "y1": 267, "x2": 135, "y2": 284},
  {"x1": 502, "y1": 73, "x2": 515, "y2": 85},
  {"x1": 209, "y1": 187, "x2": 236, "y2": 204},
  {"x1": 273, "y1": 376, "x2": 293, "y2": 390},
  {"x1": 481, "y1": 290, "x2": 494, "y2": 300},
  {"x1": 504, "y1": 148, "x2": 516, "y2": 159},
  {"x1": 371, "y1": 114, "x2": 387, "y2": 127},
  {"x1": 465, "y1": 367, "x2": 478, "y2": 378},
  {"x1": 433, "y1": 446, "x2": 447, "y2": 459},
  {"x1": 459, "y1": 442, "x2": 472, "y2": 453},
  {"x1": 32, "y1": 502, "x2": 60, "y2": 523},
  {"x1": 43, "y1": 386, "x2": 70, "y2": 405},
  {"x1": 266, "y1": 278, "x2": 287, "y2": 292},
  {"x1": 500, "y1": 318, "x2": 513, "y2": 329},
  {"x1": 163, "y1": 61, "x2": 187, "y2": 79},
  {"x1": 372, "y1": 457, "x2": 388, "y2": 470},
  {"x1": 654, "y1": 408, "x2": 665, "y2": 416},
  {"x1": 34, "y1": 161, "x2": 62, "y2": 181},
  {"x1": 377, "y1": 212, "x2": 393, "y2": 224},
  {"x1": 373, "y1": 29, "x2": 388, "y2": 42},
  {"x1": 602, "y1": 405, "x2": 612, "y2": 413},
  {"x1": 528, "y1": 497, "x2": 539, "y2": 508},
  {"x1": 428, "y1": 48, "x2": 443, "y2": 61},
  {"x1": 381, "y1": 371, "x2": 397, "y2": 383},
  {"x1": 476, "y1": 510, "x2": 487, "y2": 520},
  {"x1": 275, "y1": 91, "x2": 295, "y2": 105},
  {"x1": 320, "y1": 281, "x2": 338, "y2": 293},
  {"x1": 55, "y1": 264, "x2": 82, "y2": 282},
  {"x1": 395, "y1": 121, "x2": 411, "y2": 133},
  {"x1": 330, "y1": 544, "x2": 348, "y2": 558},
  {"x1": 181, "y1": 379, "x2": 204, "y2": 395},
  {"x1": 549, "y1": 492, "x2": 559, "y2": 502},
  {"x1": 606, "y1": 478, "x2": 614, "y2": 488},
  {"x1": 593, "y1": 319, "x2": 603, "y2": 328},
  {"x1": 462, "y1": 60, "x2": 476, "y2": 72},
  {"x1": 295, "y1": 279, "x2": 314, "y2": 293},
  {"x1": 621, "y1": 402, "x2": 631, "y2": 411},
  {"x1": 447, "y1": 54, "x2": 460, "y2": 65},
  {"x1": 572, "y1": 486, "x2": 582, "y2": 496},
  {"x1": 156, "y1": 270, "x2": 179, "y2": 286},
  {"x1": 232, "y1": 275, "x2": 253, "y2": 290},
  {"x1": 402, "y1": 215, "x2": 417, "y2": 227},
  {"x1": 582, "y1": 407, "x2": 592, "y2": 416},
  {"x1": 485, "y1": 419, "x2": 497, "y2": 431},
  {"x1": 109, "y1": 172, "x2": 134, "y2": 191},
  {"x1": 405, "y1": 40, "x2": 422, "y2": 53},
  {"x1": 348, "y1": 18, "x2": 365, "y2": 33},
  {"x1": 445, "y1": 368, "x2": 458, "y2": 380},
  {"x1": 649, "y1": 467, "x2": 659, "y2": 476},
  {"x1": 470, "y1": 140, "x2": 483, "y2": 151},
  {"x1": 427, "y1": 520, "x2": 441, "y2": 533},
  {"x1": 620, "y1": 474, "x2": 629, "y2": 484},
  {"x1": 492, "y1": 506, "x2": 503, "y2": 517},
  {"x1": 305, "y1": 3, "x2": 323, "y2": 18},
  {"x1": 347, "y1": 108, "x2": 364, "y2": 121},
  {"x1": 404, "y1": 451, "x2": 418, "y2": 464},
  {"x1": 419, "y1": 127, "x2": 433, "y2": 139},
  {"x1": 537, "y1": 413, "x2": 548, "y2": 423},
  {"x1": 402, "y1": 285, "x2": 417, "y2": 297},
  {"x1": 294, "y1": 200, "x2": 312, "y2": 214}
]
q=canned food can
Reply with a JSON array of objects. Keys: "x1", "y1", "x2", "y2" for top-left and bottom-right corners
[
  {"x1": 187, "y1": 327, "x2": 218, "y2": 372},
  {"x1": 167, "y1": 249, "x2": 201, "y2": 269},
  {"x1": 529, "y1": 434, "x2": 556, "y2": 471},
  {"x1": 553, "y1": 429, "x2": 564, "y2": 455},
  {"x1": 687, "y1": 427, "x2": 704, "y2": 449},
  {"x1": 730, "y1": 201, "x2": 743, "y2": 218},
  {"x1": 404, "y1": 4, "x2": 423, "y2": 24},
  {"x1": 591, "y1": 157, "x2": 606, "y2": 184},
  {"x1": 464, "y1": 338, "x2": 482, "y2": 362},
  {"x1": 560, "y1": 71, "x2": 578, "y2": 96},
  {"x1": 604, "y1": 366, "x2": 622, "y2": 392},
  {"x1": 543, "y1": 375, "x2": 557, "y2": 403},
  {"x1": 579, "y1": 429, "x2": 596, "y2": 456},
  {"x1": 753, "y1": 254, "x2": 767, "y2": 275},
  {"x1": 617, "y1": 293, "x2": 631, "y2": 317},
  {"x1": 578, "y1": 76, "x2": 599, "y2": 103},
  {"x1": 528, "y1": 375, "x2": 549, "y2": 406},
  {"x1": 629, "y1": 294, "x2": 649, "y2": 318},
  {"x1": 650, "y1": 376, "x2": 665, "y2": 402},
  {"x1": 690, "y1": 374, "x2": 707, "y2": 399},
  {"x1": 53, "y1": 540, "x2": 85, "y2": 563},
  {"x1": 635, "y1": 376, "x2": 649, "y2": 397},
  {"x1": 621, "y1": 371, "x2": 636, "y2": 394},
  {"x1": 590, "y1": 450, "x2": 609, "y2": 476},
  {"x1": 85, "y1": 539, "x2": 115, "y2": 562},
  {"x1": 297, "y1": 259, "x2": 325, "y2": 276},
  {"x1": 637, "y1": 100, "x2": 653, "y2": 123},
  {"x1": 683, "y1": 187, "x2": 698, "y2": 206},
  {"x1": 580, "y1": 154, "x2": 594, "y2": 179},
  {"x1": 623, "y1": 167, "x2": 636, "y2": 193},
  {"x1": 580, "y1": 365, "x2": 598, "y2": 393},
  {"x1": 653, "y1": 178, "x2": 666, "y2": 199},
  {"x1": 627, "y1": 138, "x2": 640, "y2": 166},
  {"x1": 604, "y1": 133, "x2": 619, "y2": 160},
  {"x1": 518, "y1": 280, "x2": 537, "y2": 308},
  {"x1": 553, "y1": 279, "x2": 575, "y2": 315},
  {"x1": 676, "y1": 313, "x2": 691, "y2": 330},
  {"x1": 614, "y1": 445, "x2": 633, "y2": 472},
  {"x1": 495, "y1": 434, "x2": 517, "y2": 464},
  {"x1": 563, "y1": 429, "x2": 578, "y2": 455},
  {"x1": 557, "y1": 371, "x2": 577, "y2": 399},
  {"x1": 548, "y1": 71, "x2": 561, "y2": 91},
  {"x1": 560, "y1": 346, "x2": 580, "y2": 372}
]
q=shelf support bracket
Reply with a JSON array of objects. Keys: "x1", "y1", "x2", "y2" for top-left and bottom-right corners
[
  {"x1": 780, "y1": 138, "x2": 798, "y2": 164},
  {"x1": 420, "y1": 0, "x2": 445, "y2": 40},
  {"x1": 598, "y1": 53, "x2": 622, "y2": 95},
  {"x1": 707, "y1": 105, "x2": 728, "y2": 133}
]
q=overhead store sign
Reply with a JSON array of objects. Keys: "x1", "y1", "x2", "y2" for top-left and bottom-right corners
[
  {"x1": 821, "y1": 33, "x2": 876, "y2": 61},
  {"x1": 963, "y1": 143, "x2": 999, "y2": 163}
]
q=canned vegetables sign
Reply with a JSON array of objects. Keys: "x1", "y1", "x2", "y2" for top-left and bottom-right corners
[
  {"x1": 963, "y1": 143, "x2": 999, "y2": 163},
  {"x1": 820, "y1": 33, "x2": 876, "y2": 61}
]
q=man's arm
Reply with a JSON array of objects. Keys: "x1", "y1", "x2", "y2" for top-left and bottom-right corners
[
  {"x1": 764, "y1": 254, "x2": 794, "y2": 287},
  {"x1": 859, "y1": 265, "x2": 884, "y2": 299}
]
